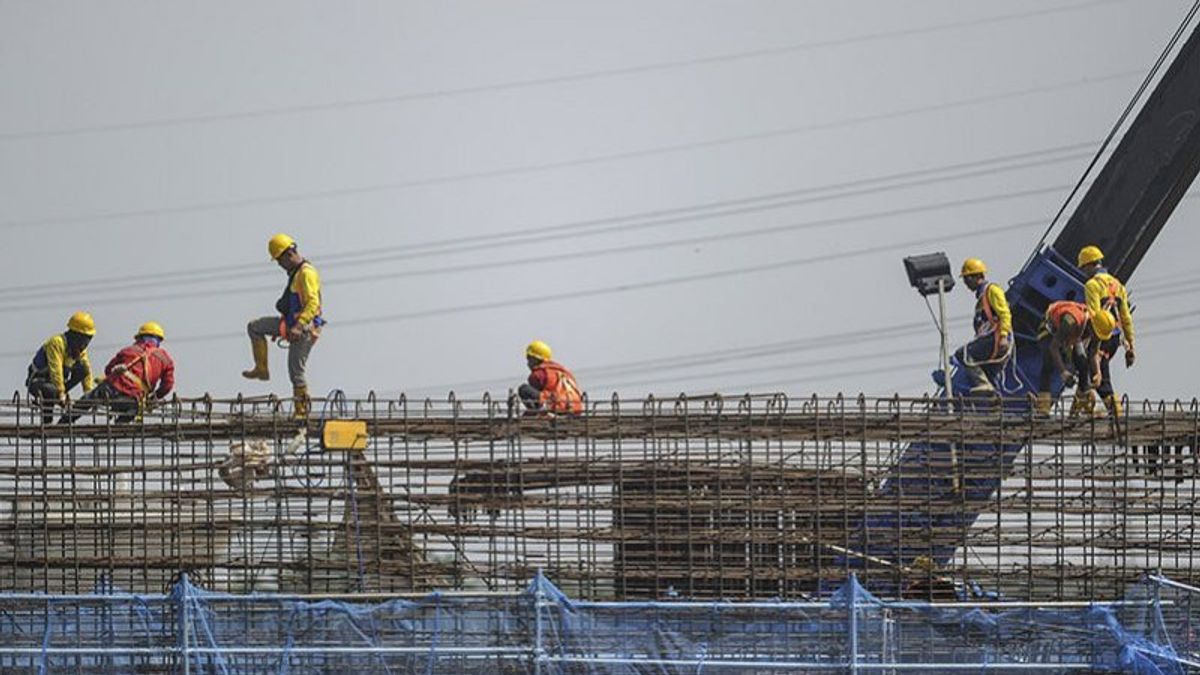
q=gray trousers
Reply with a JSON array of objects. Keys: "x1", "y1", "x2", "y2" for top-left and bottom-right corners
[{"x1": 247, "y1": 316, "x2": 315, "y2": 387}]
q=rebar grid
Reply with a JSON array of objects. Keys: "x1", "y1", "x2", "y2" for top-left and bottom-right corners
[{"x1": 0, "y1": 393, "x2": 1196, "y2": 602}]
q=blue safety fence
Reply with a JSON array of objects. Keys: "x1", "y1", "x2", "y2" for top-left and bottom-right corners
[{"x1": 0, "y1": 573, "x2": 1194, "y2": 673}]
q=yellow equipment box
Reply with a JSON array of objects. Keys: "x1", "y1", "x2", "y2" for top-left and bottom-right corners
[{"x1": 321, "y1": 420, "x2": 369, "y2": 452}]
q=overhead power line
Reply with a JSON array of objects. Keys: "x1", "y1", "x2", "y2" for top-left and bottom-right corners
[
  {"x1": 21, "y1": 214, "x2": 1196, "y2": 366},
  {"x1": 0, "y1": 0, "x2": 1122, "y2": 141},
  {"x1": 396, "y1": 308, "x2": 1196, "y2": 396},
  {"x1": 0, "y1": 141, "x2": 1098, "y2": 299},
  {"x1": 0, "y1": 181, "x2": 1081, "y2": 313},
  {"x1": 725, "y1": 319, "x2": 1200, "y2": 394},
  {"x1": 392, "y1": 320, "x2": 961, "y2": 397},
  {"x1": 0, "y1": 69, "x2": 1137, "y2": 231},
  {"x1": 1022, "y1": 0, "x2": 1200, "y2": 268},
  {"x1": 0, "y1": 217, "x2": 1053, "y2": 361}
]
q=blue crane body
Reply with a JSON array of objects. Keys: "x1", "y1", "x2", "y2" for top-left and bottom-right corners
[{"x1": 857, "y1": 17, "x2": 1200, "y2": 570}]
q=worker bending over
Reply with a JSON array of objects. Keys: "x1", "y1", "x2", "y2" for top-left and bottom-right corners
[
  {"x1": 1035, "y1": 301, "x2": 1098, "y2": 415},
  {"x1": 243, "y1": 233, "x2": 324, "y2": 419},
  {"x1": 518, "y1": 340, "x2": 583, "y2": 415},
  {"x1": 26, "y1": 312, "x2": 96, "y2": 424},
  {"x1": 954, "y1": 258, "x2": 1012, "y2": 393},
  {"x1": 65, "y1": 322, "x2": 175, "y2": 424},
  {"x1": 1077, "y1": 245, "x2": 1135, "y2": 419}
]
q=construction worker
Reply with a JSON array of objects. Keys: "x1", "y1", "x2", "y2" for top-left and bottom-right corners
[
  {"x1": 1034, "y1": 301, "x2": 1096, "y2": 415},
  {"x1": 242, "y1": 233, "x2": 324, "y2": 418},
  {"x1": 518, "y1": 340, "x2": 584, "y2": 415},
  {"x1": 25, "y1": 312, "x2": 96, "y2": 424},
  {"x1": 1076, "y1": 245, "x2": 1135, "y2": 420},
  {"x1": 65, "y1": 322, "x2": 175, "y2": 424},
  {"x1": 954, "y1": 258, "x2": 1012, "y2": 393}
]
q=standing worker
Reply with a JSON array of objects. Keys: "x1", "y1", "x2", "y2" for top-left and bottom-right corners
[
  {"x1": 518, "y1": 340, "x2": 583, "y2": 415},
  {"x1": 26, "y1": 312, "x2": 97, "y2": 424},
  {"x1": 65, "y1": 322, "x2": 175, "y2": 424},
  {"x1": 954, "y1": 258, "x2": 1012, "y2": 394},
  {"x1": 1076, "y1": 245, "x2": 1135, "y2": 420},
  {"x1": 242, "y1": 234, "x2": 324, "y2": 419},
  {"x1": 1034, "y1": 301, "x2": 1097, "y2": 415}
]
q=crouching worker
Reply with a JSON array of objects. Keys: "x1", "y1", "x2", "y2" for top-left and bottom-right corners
[
  {"x1": 26, "y1": 312, "x2": 97, "y2": 424},
  {"x1": 518, "y1": 340, "x2": 583, "y2": 415},
  {"x1": 65, "y1": 322, "x2": 175, "y2": 424},
  {"x1": 1035, "y1": 301, "x2": 1094, "y2": 415}
]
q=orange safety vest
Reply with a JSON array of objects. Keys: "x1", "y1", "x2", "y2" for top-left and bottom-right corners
[
  {"x1": 1045, "y1": 301, "x2": 1089, "y2": 331},
  {"x1": 1043, "y1": 301, "x2": 1089, "y2": 345},
  {"x1": 532, "y1": 361, "x2": 584, "y2": 414}
]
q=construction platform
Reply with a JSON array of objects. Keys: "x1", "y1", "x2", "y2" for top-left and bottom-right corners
[{"x1": 0, "y1": 393, "x2": 1196, "y2": 603}]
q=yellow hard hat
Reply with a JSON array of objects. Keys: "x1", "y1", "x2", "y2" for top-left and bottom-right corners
[
  {"x1": 526, "y1": 340, "x2": 553, "y2": 361},
  {"x1": 268, "y1": 233, "x2": 297, "y2": 260},
  {"x1": 960, "y1": 258, "x2": 987, "y2": 277},
  {"x1": 67, "y1": 311, "x2": 96, "y2": 336},
  {"x1": 1090, "y1": 311, "x2": 1116, "y2": 341},
  {"x1": 136, "y1": 321, "x2": 166, "y2": 340},
  {"x1": 1077, "y1": 245, "x2": 1104, "y2": 268}
]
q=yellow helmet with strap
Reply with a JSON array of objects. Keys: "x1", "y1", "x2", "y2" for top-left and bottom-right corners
[
  {"x1": 1090, "y1": 310, "x2": 1116, "y2": 341},
  {"x1": 136, "y1": 322, "x2": 166, "y2": 340},
  {"x1": 67, "y1": 311, "x2": 96, "y2": 336},
  {"x1": 960, "y1": 258, "x2": 987, "y2": 277},
  {"x1": 1077, "y1": 245, "x2": 1104, "y2": 268},
  {"x1": 268, "y1": 233, "x2": 297, "y2": 260},
  {"x1": 526, "y1": 340, "x2": 553, "y2": 361}
]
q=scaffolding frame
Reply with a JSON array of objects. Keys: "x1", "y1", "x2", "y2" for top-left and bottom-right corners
[{"x1": 0, "y1": 572, "x2": 1191, "y2": 673}]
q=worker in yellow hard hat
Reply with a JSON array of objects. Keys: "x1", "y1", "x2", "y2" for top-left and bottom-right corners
[
  {"x1": 1076, "y1": 245, "x2": 1135, "y2": 420},
  {"x1": 518, "y1": 340, "x2": 583, "y2": 415},
  {"x1": 65, "y1": 322, "x2": 176, "y2": 425},
  {"x1": 954, "y1": 258, "x2": 1012, "y2": 393},
  {"x1": 243, "y1": 234, "x2": 324, "y2": 418},
  {"x1": 25, "y1": 312, "x2": 97, "y2": 424}
]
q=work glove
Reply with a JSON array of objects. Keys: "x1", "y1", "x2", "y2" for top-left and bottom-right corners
[
  {"x1": 1124, "y1": 345, "x2": 1136, "y2": 368},
  {"x1": 1092, "y1": 371, "x2": 1103, "y2": 389},
  {"x1": 1060, "y1": 371, "x2": 1076, "y2": 389},
  {"x1": 287, "y1": 324, "x2": 305, "y2": 341}
]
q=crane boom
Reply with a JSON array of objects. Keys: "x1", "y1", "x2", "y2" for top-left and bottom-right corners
[{"x1": 857, "y1": 11, "x2": 1200, "y2": 577}]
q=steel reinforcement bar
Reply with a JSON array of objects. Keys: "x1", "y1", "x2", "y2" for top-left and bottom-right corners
[{"x1": 0, "y1": 393, "x2": 1195, "y2": 603}]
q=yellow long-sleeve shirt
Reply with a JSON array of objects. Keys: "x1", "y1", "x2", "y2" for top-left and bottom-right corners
[
  {"x1": 974, "y1": 283, "x2": 1012, "y2": 338},
  {"x1": 291, "y1": 262, "x2": 322, "y2": 326},
  {"x1": 1084, "y1": 271, "x2": 1134, "y2": 345},
  {"x1": 36, "y1": 334, "x2": 95, "y2": 397}
]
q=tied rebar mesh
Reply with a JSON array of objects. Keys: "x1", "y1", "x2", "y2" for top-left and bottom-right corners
[{"x1": 0, "y1": 393, "x2": 1196, "y2": 602}]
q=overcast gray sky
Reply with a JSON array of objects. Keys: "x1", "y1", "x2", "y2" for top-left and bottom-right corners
[{"x1": 1, "y1": 0, "x2": 1196, "y2": 403}]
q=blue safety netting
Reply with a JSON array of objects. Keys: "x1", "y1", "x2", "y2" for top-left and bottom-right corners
[{"x1": 0, "y1": 574, "x2": 1193, "y2": 673}]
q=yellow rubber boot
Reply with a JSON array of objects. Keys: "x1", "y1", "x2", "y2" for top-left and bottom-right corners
[
  {"x1": 1104, "y1": 394, "x2": 1124, "y2": 437},
  {"x1": 241, "y1": 337, "x2": 270, "y2": 381},
  {"x1": 1103, "y1": 394, "x2": 1122, "y2": 419},
  {"x1": 293, "y1": 384, "x2": 310, "y2": 420},
  {"x1": 1069, "y1": 391, "x2": 1095, "y2": 418},
  {"x1": 1034, "y1": 392, "x2": 1052, "y2": 416}
]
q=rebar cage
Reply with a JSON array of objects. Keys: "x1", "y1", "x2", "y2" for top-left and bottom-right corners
[{"x1": 0, "y1": 392, "x2": 1196, "y2": 602}]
